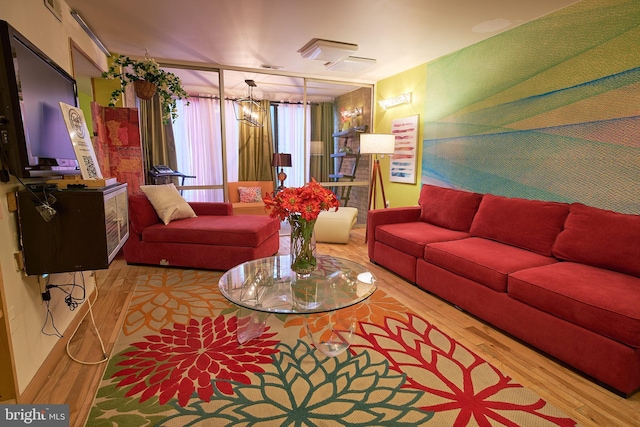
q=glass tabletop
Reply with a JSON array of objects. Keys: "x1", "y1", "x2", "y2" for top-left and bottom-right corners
[{"x1": 219, "y1": 254, "x2": 377, "y2": 314}]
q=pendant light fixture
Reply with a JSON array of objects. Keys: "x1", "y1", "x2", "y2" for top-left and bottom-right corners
[{"x1": 233, "y1": 79, "x2": 266, "y2": 127}]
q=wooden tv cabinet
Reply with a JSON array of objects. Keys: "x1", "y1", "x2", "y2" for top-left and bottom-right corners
[{"x1": 17, "y1": 183, "x2": 128, "y2": 275}]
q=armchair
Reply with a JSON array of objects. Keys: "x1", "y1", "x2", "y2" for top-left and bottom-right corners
[{"x1": 227, "y1": 181, "x2": 274, "y2": 215}]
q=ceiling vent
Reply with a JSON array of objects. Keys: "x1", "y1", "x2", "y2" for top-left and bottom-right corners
[
  {"x1": 325, "y1": 56, "x2": 377, "y2": 72},
  {"x1": 298, "y1": 38, "x2": 358, "y2": 62}
]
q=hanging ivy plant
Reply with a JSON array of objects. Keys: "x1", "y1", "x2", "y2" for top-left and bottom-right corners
[{"x1": 101, "y1": 54, "x2": 189, "y2": 123}]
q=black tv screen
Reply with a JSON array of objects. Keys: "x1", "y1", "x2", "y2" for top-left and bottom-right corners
[{"x1": 0, "y1": 20, "x2": 79, "y2": 179}]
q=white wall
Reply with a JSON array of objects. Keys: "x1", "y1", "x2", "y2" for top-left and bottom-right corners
[{"x1": 0, "y1": 0, "x2": 108, "y2": 395}]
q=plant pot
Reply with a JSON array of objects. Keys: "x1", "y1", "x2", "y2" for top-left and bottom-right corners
[{"x1": 134, "y1": 80, "x2": 157, "y2": 100}]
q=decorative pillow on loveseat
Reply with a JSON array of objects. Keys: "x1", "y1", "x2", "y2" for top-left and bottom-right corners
[
  {"x1": 140, "y1": 184, "x2": 196, "y2": 225},
  {"x1": 238, "y1": 186, "x2": 263, "y2": 203},
  {"x1": 469, "y1": 194, "x2": 569, "y2": 256},
  {"x1": 552, "y1": 203, "x2": 640, "y2": 278},
  {"x1": 418, "y1": 184, "x2": 483, "y2": 231}
]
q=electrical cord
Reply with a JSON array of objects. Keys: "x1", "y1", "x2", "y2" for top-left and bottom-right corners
[
  {"x1": 41, "y1": 300, "x2": 63, "y2": 338},
  {"x1": 65, "y1": 272, "x2": 108, "y2": 365},
  {"x1": 47, "y1": 279, "x2": 85, "y2": 311},
  {"x1": 42, "y1": 272, "x2": 109, "y2": 365},
  {"x1": 40, "y1": 275, "x2": 63, "y2": 338}
]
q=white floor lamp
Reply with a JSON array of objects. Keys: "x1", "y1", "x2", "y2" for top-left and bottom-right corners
[{"x1": 359, "y1": 133, "x2": 396, "y2": 211}]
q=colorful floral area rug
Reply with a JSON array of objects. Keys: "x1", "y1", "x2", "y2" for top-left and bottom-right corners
[{"x1": 87, "y1": 269, "x2": 578, "y2": 426}]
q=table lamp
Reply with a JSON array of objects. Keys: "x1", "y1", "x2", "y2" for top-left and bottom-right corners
[{"x1": 272, "y1": 153, "x2": 292, "y2": 191}]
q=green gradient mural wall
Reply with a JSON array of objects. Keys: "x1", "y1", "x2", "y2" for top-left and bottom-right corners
[{"x1": 422, "y1": 0, "x2": 640, "y2": 214}]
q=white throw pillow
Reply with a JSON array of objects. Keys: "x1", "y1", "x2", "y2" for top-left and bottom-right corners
[{"x1": 140, "y1": 184, "x2": 196, "y2": 225}]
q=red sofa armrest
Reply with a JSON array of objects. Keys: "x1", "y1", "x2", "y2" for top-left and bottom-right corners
[
  {"x1": 129, "y1": 194, "x2": 161, "y2": 235},
  {"x1": 367, "y1": 206, "x2": 421, "y2": 259},
  {"x1": 189, "y1": 202, "x2": 233, "y2": 216}
]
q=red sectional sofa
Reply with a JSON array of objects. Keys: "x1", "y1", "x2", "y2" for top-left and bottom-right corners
[
  {"x1": 124, "y1": 194, "x2": 280, "y2": 270},
  {"x1": 367, "y1": 184, "x2": 640, "y2": 396}
]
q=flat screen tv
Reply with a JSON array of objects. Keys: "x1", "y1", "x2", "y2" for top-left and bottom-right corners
[{"x1": 0, "y1": 20, "x2": 79, "y2": 180}]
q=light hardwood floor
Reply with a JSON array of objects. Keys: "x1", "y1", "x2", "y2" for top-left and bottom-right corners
[{"x1": 21, "y1": 228, "x2": 640, "y2": 426}]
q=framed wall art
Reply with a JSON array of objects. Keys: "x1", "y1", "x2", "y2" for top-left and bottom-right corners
[{"x1": 390, "y1": 115, "x2": 419, "y2": 184}]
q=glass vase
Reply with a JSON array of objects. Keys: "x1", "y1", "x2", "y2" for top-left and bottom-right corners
[
  {"x1": 291, "y1": 276, "x2": 319, "y2": 310},
  {"x1": 289, "y1": 215, "x2": 317, "y2": 277}
]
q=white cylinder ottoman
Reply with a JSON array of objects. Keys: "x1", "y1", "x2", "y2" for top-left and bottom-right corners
[{"x1": 315, "y1": 207, "x2": 358, "y2": 244}]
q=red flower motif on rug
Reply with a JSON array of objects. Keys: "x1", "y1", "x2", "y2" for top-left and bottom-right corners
[
  {"x1": 111, "y1": 315, "x2": 279, "y2": 406},
  {"x1": 351, "y1": 313, "x2": 577, "y2": 427}
]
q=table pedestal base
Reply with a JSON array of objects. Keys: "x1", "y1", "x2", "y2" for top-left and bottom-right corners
[
  {"x1": 236, "y1": 308, "x2": 269, "y2": 344},
  {"x1": 235, "y1": 308, "x2": 356, "y2": 358}
]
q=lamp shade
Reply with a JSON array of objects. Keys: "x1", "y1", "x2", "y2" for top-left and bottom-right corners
[
  {"x1": 310, "y1": 141, "x2": 324, "y2": 156},
  {"x1": 359, "y1": 133, "x2": 395, "y2": 155},
  {"x1": 271, "y1": 153, "x2": 292, "y2": 167}
]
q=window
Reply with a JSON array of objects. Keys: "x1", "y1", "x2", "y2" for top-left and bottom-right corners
[
  {"x1": 173, "y1": 97, "x2": 239, "y2": 202},
  {"x1": 273, "y1": 102, "x2": 310, "y2": 188}
]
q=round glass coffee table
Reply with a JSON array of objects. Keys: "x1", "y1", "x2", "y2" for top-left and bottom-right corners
[{"x1": 219, "y1": 254, "x2": 377, "y2": 356}]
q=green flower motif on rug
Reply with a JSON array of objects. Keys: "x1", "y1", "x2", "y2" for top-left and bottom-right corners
[
  {"x1": 88, "y1": 339, "x2": 433, "y2": 426},
  {"x1": 161, "y1": 340, "x2": 433, "y2": 426},
  {"x1": 87, "y1": 383, "x2": 170, "y2": 427}
]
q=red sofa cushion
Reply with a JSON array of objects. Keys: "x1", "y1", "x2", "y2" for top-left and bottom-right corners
[
  {"x1": 469, "y1": 194, "x2": 569, "y2": 256},
  {"x1": 552, "y1": 203, "x2": 640, "y2": 278},
  {"x1": 509, "y1": 262, "x2": 640, "y2": 347},
  {"x1": 376, "y1": 221, "x2": 470, "y2": 258},
  {"x1": 424, "y1": 237, "x2": 558, "y2": 292},
  {"x1": 142, "y1": 215, "x2": 279, "y2": 247},
  {"x1": 129, "y1": 195, "x2": 234, "y2": 236},
  {"x1": 418, "y1": 184, "x2": 483, "y2": 231},
  {"x1": 190, "y1": 202, "x2": 233, "y2": 216}
]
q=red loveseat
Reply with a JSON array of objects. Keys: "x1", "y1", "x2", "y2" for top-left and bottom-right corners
[
  {"x1": 367, "y1": 184, "x2": 640, "y2": 396},
  {"x1": 124, "y1": 194, "x2": 280, "y2": 270}
]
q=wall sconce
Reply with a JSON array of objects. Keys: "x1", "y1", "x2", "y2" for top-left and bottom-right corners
[
  {"x1": 378, "y1": 93, "x2": 412, "y2": 109},
  {"x1": 340, "y1": 107, "x2": 362, "y2": 121}
]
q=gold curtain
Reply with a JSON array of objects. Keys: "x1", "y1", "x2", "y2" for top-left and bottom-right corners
[
  {"x1": 309, "y1": 102, "x2": 335, "y2": 182},
  {"x1": 238, "y1": 100, "x2": 275, "y2": 181},
  {"x1": 139, "y1": 95, "x2": 178, "y2": 184}
]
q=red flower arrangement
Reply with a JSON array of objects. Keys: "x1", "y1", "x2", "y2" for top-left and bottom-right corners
[
  {"x1": 263, "y1": 179, "x2": 340, "y2": 222},
  {"x1": 264, "y1": 180, "x2": 340, "y2": 275}
]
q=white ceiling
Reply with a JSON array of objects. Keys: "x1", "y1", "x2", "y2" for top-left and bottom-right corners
[{"x1": 66, "y1": 0, "x2": 578, "y2": 102}]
